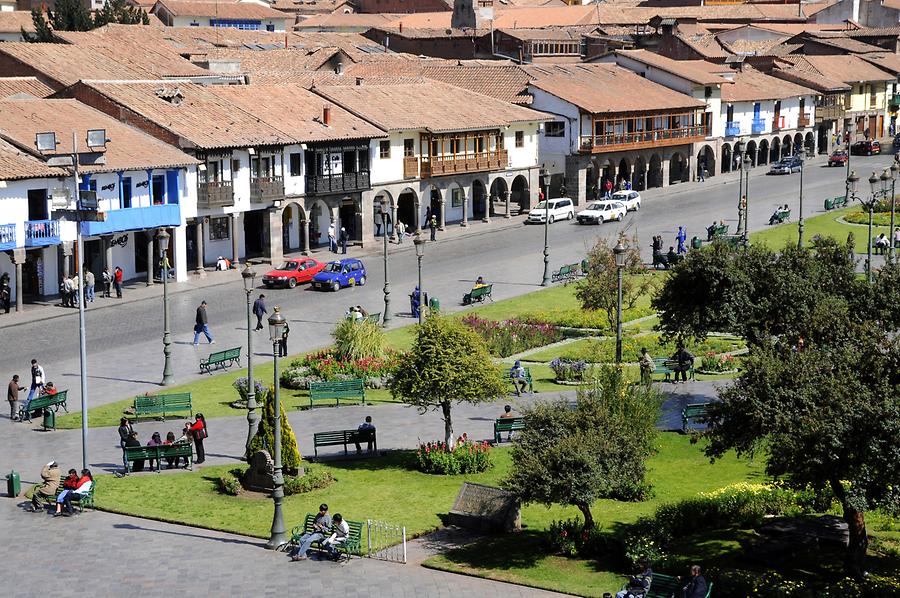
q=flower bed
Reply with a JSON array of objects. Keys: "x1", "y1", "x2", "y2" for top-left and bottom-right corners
[
  {"x1": 698, "y1": 352, "x2": 738, "y2": 374},
  {"x1": 414, "y1": 434, "x2": 493, "y2": 475},
  {"x1": 280, "y1": 348, "x2": 399, "y2": 390},
  {"x1": 549, "y1": 358, "x2": 587, "y2": 382},
  {"x1": 461, "y1": 315, "x2": 563, "y2": 357},
  {"x1": 524, "y1": 334, "x2": 745, "y2": 364}
]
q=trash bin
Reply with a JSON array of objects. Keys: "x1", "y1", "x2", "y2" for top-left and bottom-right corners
[
  {"x1": 429, "y1": 297, "x2": 440, "y2": 312},
  {"x1": 6, "y1": 470, "x2": 20, "y2": 498},
  {"x1": 691, "y1": 236, "x2": 702, "y2": 250},
  {"x1": 42, "y1": 408, "x2": 55, "y2": 431}
]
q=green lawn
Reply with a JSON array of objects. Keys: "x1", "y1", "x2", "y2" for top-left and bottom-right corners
[
  {"x1": 751, "y1": 206, "x2": 889, "y2": 253},
  {"x1": 522, "y1": 334, "x2": 745, "y2": 364}
]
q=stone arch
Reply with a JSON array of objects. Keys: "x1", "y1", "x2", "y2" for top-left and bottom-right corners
[
  {"x1": 511, "y1": 174, "x2": 529, "y2": 213},
  {"x1": 489, "y1": 176, "x2": 509, "y2": 217},
  {"x1": 472, "y1": 178, "x2": 489, "y2": 221},
  {"x1": 697, "y1": 144, "x2": 715, "y2": 178},
  {"x1": 397, "y1": 187, "x2": 418, "y2": 235},
  {"x1": 308, "y1": 199, "x2": 333, "y2": 249},
  {"x1": 372, "y1": 189, "x2": 394, "y2": 238},
  {"x1": 782, "y1": 134, "x2": 792, "y2": 158},
  {"x1": 804, "y1": 132, "x2": 816, "y2": 156},
  {"x1": 758, "y1": 139, "x2": 769, "y2": 166},
  {"x1": 444, "y1": 181, "x2": 467, "y2": 225},
  {"x1": 745, "y1": 140, "x2": 757, "y2": 168},
  {"x1": 634, "y1": 156, "x2": 648, "y2": 191},
  {"x1": 601, "y1": 159, "x2": 615, "y2": 191},
  {"x1": 648, "y1": 154, "x2": 663, "y2": 189},
  {"x1": 280, "y1": 201, "x2": 306, "y2": 253},
  {"x1": 421, "y1": 183, "x2": 442, "y2": 230},
  {"x1": 669, "y1": 152, "x2": 688, "y2": 185},
  {"x1": 770, "y1": 137, "x2": 781, "y2": 163},
  {"x1": 721, "y1": 142, "x2": 732, "y2": 174},
  {"x1": 617, "y1": 157, "x2": 632, "y2": 189}
]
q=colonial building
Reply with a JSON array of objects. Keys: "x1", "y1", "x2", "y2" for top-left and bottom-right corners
[{"x1": 151, "y1": 0, "x2": 293, "y2": 31}]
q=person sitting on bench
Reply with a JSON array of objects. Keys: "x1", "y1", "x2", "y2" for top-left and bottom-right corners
[
  {"x1": 666, "y1": 247, "x2": 678, "y2": 268},
  {"x1": 875, "y1": 233, "x2": 890, "y2": 255},
  {"x1": 290, "y1": 503, "x2": 332, "y2": 561},
  {"x1": 463, "y1": 277, "x2": 488, "y2": 305},
  {"x1": 510, "y1": 361, "x2": 527, "y2": 396},
  {"x1": 499, "y1": 404, "x2": 517, "y2": 440},
  {"x1": 769, "y1": 205, "x2": 786, "y2": 225},
  {"x1": 54, "y1": 468, "x2": 92, "y2": 517},
  {"x1": 30, "y1": 461, "x2": 60, "y2": 512},
  {"x1": 323, "y1": 513, "x2": 350, "y2": 560},
  {"x1": 671, "y1": 344, "x2": 694, "y2": 384},
  {"x1": 616, "y1": 558, "x2": 653, "y2": 598},
  {"x1": 352, "y1": 416, "x2": 376, "y2": 454}
]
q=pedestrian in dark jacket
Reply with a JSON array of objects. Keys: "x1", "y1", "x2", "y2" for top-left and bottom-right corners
[
  {"x1": 671, "y1": 344, "x2": 694, "y2": 383},
  {"x1": 339, "y1": 227, "x2": 349, "y2": 254},
  {"x1": 8, "y1": 374, "x2": 24, "y2": 421},
  {"x1": 252, "y1": 294, "x2": 267, "y2": 331},
  {"x1": 193, "y1": 301, "x2": 214, "y2": 345},
  {"x1": 279, "y1": 320, "x2": 290, "y2": 357},
  {"x1": 681, "y1": 565, "x2": 708, "y2": 598}
]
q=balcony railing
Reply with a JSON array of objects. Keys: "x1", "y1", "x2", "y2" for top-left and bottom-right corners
[
  {"x1": 197, "y1": 180, "x2": 234, "y2": 209},
  {"x1": 81, "y1": 204, "x2": 181, "y2": 237},
  {"x1": 25, "y1": 220, "x2": 60, "y2": 247},
  {"x1": 420, "y1": 149, "x2": 508, "y2": 178},
  {"x1": 751, "y1": 119, "x2": 766, "y2": 135},
  {"x1": 0, "y1": 223, "x2": 16, "y2": 251},
  {"x1": 305, "y1": 171, "x2": 371, "y2": 195},
  {"x1": 797, "y1": 113, "x2": 811, "y2": 128},
  {"x1": 815, "y1": 104, "x2": 845, "y2": 122},
  {"x1": 579, "y1": 125, "x2": 706, "y2": 153},
  {"x1": 403, "y1": 156, "x2": 419, "y2": 179},
  {"x1": 892, "y1": 93, "x2": 900, "y2": 106},
  {"x1": 250, "y1": 176, "x2": 284, "y2": 203},
  {"x1": 725, "y1": 121, "x2": 741, "y2": 137}
]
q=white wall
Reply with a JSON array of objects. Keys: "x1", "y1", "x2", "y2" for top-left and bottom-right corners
[
  {"x1": 283, "y1": 143, "x2": 305, "y2": 196},
  {"x1": 369, "y1": 132, "x2": 409, "y2": 185},
  {"x1": 170, "y1": 15, "x2": 289, "y2": 31},
  {"x1": 529, "y1": 86, "x2": 581, "y2": 176},
  {"x1": 505, "y1": 122, "x2": 541, "y2": 170},
  {"x1": 724, "y1": 95, "x2": 815, "y2": 137}
]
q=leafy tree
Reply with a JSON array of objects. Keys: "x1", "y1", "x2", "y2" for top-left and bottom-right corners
[
  {"x1": 94, "y1": 0, "x2": 150, "y2": 27},
  {"x1": 503, "y1": 367, "x2": 662, "y2": 531},
  {"x1": 389, "y1": 313, "x2": 506, "y2": 448},
  {"x1": 25, "y1": 0, "x2": 149, "y2": 42},
  {"x1": 332, "y1": 317, "x2": 386, "y2": 361},
  {"x1": 705, "y1": 326, "x2": 900, "y2": 578},
  {"x1": 247, "y1": 385, "x2": 302, "y2": 475},
  {"x1": 576, "y1": 234, "x2": 654, "y2": 330},
  {"x1": 25, "y1": 9, "x2": 54, "y2": 43}
]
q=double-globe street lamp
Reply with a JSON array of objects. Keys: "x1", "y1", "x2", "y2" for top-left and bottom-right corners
[
  {"x1": 847, "y1": 170, "x2": 881, "y2": 283},
  {"x1": 797, "y1": 152, "x2": 806, "y2": 248},
  {"x1": 888, "y1": 161, "x2": 899, "y2": 263},
  {"x1": 613, "y1": 238, "x2": 627, "y2": 364},
  {"x1": 158, "y1": 228, "x2": 174, "y2": 386},
  {"x1": 379, "y1": 199, "x2": 392, "y2": 327},
  {"x1": 540, "y1": 170, "x2": 551, "y2": 287},
  {"x1": 242, "y1": 263, "x2": 259, "y2": 458},
  {"x1": 414, "y1": 232, "x2": 426, "y2": 326},
  {"x1": 265, "y1": 306, "x2": 288, "y2": 550}
]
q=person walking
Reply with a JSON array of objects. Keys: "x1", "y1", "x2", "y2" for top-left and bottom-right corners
[
  {"x1": 676, "y1": 226, "x2": 687, "y2": 255},
  {"x1": 429, "y1": 214, "x2": 438, "y2": 241},
  {"x1": 193, "y1": 301, "x2": 214, "y2": 345},
  {"x1": 279, "y1": 320, "x2": 290, "y2": 358},
  {"x1": 24, "y1": 359, "x2": 45, "y2": 416},
  {"x1": 190, "y1": 413, "x2": 208, "y2": 464},
  {"x1": 327, "y1": 222, "x2": 337, "y2": 253},
  {"x1": 339, "y1": 226, "x2": 349, "y2": 254},
  {"x1": 113, "y1": 266, "x2": 123, "y2": 298},
  {"x1": 252, "y1": 294, "x2": 267, "y2": 331},
  {"x1": 84, "y1": 269, "x2": 95, "y2": 304},
  {"x1": 603, "y1": 178, "x2": 613, "y2": 199},
  {"x1": 8, "y1": 374, "x2": 24, "y2": 421},
  {"x1": 396, "y1": 220, "x2": 405, "y2": 244},
  {"x1": 71, "y1": 273, "x2": 80, "y2": 308},
  {"x1": 639, "y1": 348, "x2": 654, "y2": 386},
  {"x1": 1, "y1": 272, "x2": 10, "y2": 314},
  {"x1": 101, "y1": 267, "x2": 112, "y2": 298}
]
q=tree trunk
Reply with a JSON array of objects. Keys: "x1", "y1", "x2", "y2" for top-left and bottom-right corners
[
  {"x1": 830, "y1": 478, "x2": 868, "y2": 578},
  {"x1": 575, "y1": 501, "x2": 594, "y2": 532},
  {"x1": 441, "y1": 401, "x2": 454, "y2": 449}
]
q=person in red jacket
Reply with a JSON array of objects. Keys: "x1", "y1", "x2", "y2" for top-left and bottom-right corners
[
  {"x1": 189, "y1": 413, "x2": 208, "y2": 464},
  {"x1": 113, "y1": 266, "x2": 123, "y2": 298}
]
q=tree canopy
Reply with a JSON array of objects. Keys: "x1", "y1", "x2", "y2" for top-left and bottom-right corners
[{"x1": 26, "y1": 0, "x2": 149, "y2": 42}]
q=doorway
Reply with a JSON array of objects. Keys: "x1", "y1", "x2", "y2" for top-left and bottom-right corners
[
  {"x1": 339, "y1": 200, "x2": 357, "y2": 242},
  {"x1": 243, "y1": 209, "x2": 267, "y2": 258}
]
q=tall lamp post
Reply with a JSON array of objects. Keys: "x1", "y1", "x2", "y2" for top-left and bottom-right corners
[
  {"x1": 413, "y1": 232, "x2": 425, "y2": 326},
  {"x1": 613, "y1": 238, "x2": 627, "y2": 364},
  {"x1": 540, "y1": 170, "x2": 551, "y2": 287},
  {"x1": 242, "y1": 263, "x2": 258, "y2": 458},
  {"x1": 158, "y1": 228, "x2": 174, "y2": 386},
  {"x1": 742, "y1": 154, "x2": 752, "y2": 248},
  {"x1": 844, "y1": 124, "x2": 853, "y2": 205},
  {"x1": 797, "y1": 152, "x2": 806, "y2": 248},
  {"x1": 890, "y1": 161, "x2": 899, "y2": 263},
  {"x1": 735, "y1": 141, "x2": 745, "y2": 235},
  {"x1": 380, "y1": 199, "x2": 391, "y2": 327},
  {"x1": 265, "y1": 306, "x2": 287, "y2": 550}
]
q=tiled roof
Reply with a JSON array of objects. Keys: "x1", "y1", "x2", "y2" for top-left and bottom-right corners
[
  {"x1": 779, "y1": 55, "x2": 895, "y2": 84},
  {"x1": 0, "y1": 42, "x2": 209, "y2": 90},
  {"x1": 719, "y1": 37, "x2": 786, "y2": 55},
  {"x1": 0, "y1": 138, "x2": 58, "y2": 181},
  {"x1": 0, "y1": 98, "x2": 199, "y2": 174},
  {"x1": 213, "y1": 47, "x2": 344, "y2": 83},
  {"x1": 0, "y1": 77, "x2": 55, "y2": 99},
  {"x1": 719, "y1": 66, "x2": 815, "y2": 102},
  {"x1": 295, "y1": 12, "x2": 395, "y2": 30},
  {"x1": 152, "y1": 0, "x2": 291, "y2": 20},
  {"x1": 312, "y1": 80, "x2": 549, "y2": 132},
  {"x1": 525, "y1": 63, "x2": 706, "y2": 114},
  {"x1": 770, "y1": 66, "x2": 849, "y2": 93},
  {"x1": 614, "y1": 50, "x2": 730, "y2": 85},
  {"x1": 0, "y1": 10, "x2": 35, "y2": 34},
  {"x1": 859, "y1": 52, "x2": 900, "y2": 76},
  {"x1": 205, "y1": 85, "x2": 385, "y2": 142},
  {"x1": 74, "y1": 81, "x2": 293, "y2": 150},
  {"x1": 806, "y1": 35, "x2": 884, "y2": 53}
]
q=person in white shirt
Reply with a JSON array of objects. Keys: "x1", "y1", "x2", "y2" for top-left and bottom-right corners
[
  {"x1": 216, "y1": 256, "x2": 229, "y2": 271},
  {"x1": 323, "y1": 513, "x2": 350, "y2": 560},
  {"x1": 55, "y1": 468, "x2": 93, "y2": 516},
  {"x1": 894, "y1": 227, "x2": 900, "y2": 249}
]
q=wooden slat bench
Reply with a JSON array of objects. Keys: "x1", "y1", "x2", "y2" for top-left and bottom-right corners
[
  {"x1": 312, "y1": 429, "x2": 377, "y2": 459},
  {"x1": 41, "y1": 479, "x2": 97, "y2": 513},
  {"x1": 123, "y1": 443, "x2": 193, "y2": 473},
  {"x1": 509, "y1": 366, "x2": 533, "y2": 394},
  {"x1": 199, "y1": 346, "x2": 241, "y2": 374},
  {"x1": 132, "y1": 392, "x2": 192, "y2": 421},
  {"x1": 308, "y1": 379, "x2": 365, "y2": 408},
  {"x1": 707, "y1": 223, "x2": 729, "y2": 240},
  {"x1": 769, "y1": 209, "x2": 791, "y2": 225},
  {"x1": 652, "y1": 358, "x2": 695, "y2": 382},
  {"x1": 682, "y1": 402, "x2": 712, "y2": 433},
  {"x1": 551, "y1": 263, "x2": 580, "y2": 283},
  {"x1": 494, "y1": 416, "x2": 526, "y2": 444},
  {"x1": 283, "y1": 512, "x2": 364, "y2": 560},
  {"x1": 20, "y1": 390, "x2": 68, "y2": 423},
  {"x1": 463, "y1": 284, "x2": 493, "y2": 305},
  {"x1": 364, "y1": 312, "x2": 381, "y2": 324},
  {"x1": 824, "y1": 196, "x2": 847, "y2": 210}
]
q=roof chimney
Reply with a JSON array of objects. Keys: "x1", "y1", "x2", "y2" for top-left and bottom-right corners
[
  {"x1": 323, "y1": 105, "x2": 332, "y2": 126},
  {"x1": 399, "y1": 21, "x2": 403, "y2": 33},
  {"x1": 355, "y1": 77, "x2": 364, "y2": 86}
]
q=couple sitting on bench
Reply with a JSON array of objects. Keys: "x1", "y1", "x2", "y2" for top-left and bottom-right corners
[
  {"x1": 289, "y1": 503, "x2": 349, "y2": 561},
  {"x1": 462, "y1": 276, "x2": 490, "y2": 305}
]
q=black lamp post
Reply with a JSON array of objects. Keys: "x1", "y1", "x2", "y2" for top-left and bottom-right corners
[
  {"x1": 540, "y1": 170, "x2": 551, "y2": 287},
  {"x1": 413, "y1": 232, "x2": 425, "y2": 326},
  {"x1": 158, "y1": 228, "x2": 174, "y2": 386},
  {"x1": 742, "y1": 154, "x2": 752, "y2": 248},
  {"x1": 242, "y1": 263, "x2": 258, "y2": 458},
  {"x1": 890, "y1": 161, "x2": 899, "y2": 263},
  {"x1": 613, "y1": 238, "x2": 627, "y2": 364},
  {"x1": 265, "y1": 306, "x2": 287, "y2": 550},
  {"x1": 798, "y1": 152, "x2": 805, "y2": 248},
  {"x1": 380, "y1": 198, "x2": 391, "y2": 327}
]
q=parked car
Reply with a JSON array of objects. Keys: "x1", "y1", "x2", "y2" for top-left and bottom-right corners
[
  {"x1": 311, "y1": 258, "x2": 367, "y2": 291},
  {"x1": 527, "y1": 197, "x2": 574, "y2": 224},
  {"x1": 851, "y1": 140, "x2": 881, "y2": 156},
  {"x1": 827, "y1": 150, "x2": 848, "y2": 167},
  {"x1": 262, "y1": 258, "x2": 326, "y2": 288},
  {"x1": 892, "y1": 135, "x2": 900, "y2": 152},
  {"x1": 768, "y1": 156, "x2": 803, "y2": 175},
  {"x1": 610, "y1": 190, "x2": 642, "y2": 211},
  {"x1": 577, "y1": 201, "x2": 627, "y2": 224}
]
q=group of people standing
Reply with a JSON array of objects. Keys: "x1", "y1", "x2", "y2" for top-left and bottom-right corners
[
  {"x1": 60, "y1": 266, "x2": 123, "y2": 307},
  {"x1": 7, "y1": 358, "x2": 50, "y2": 422},
  {"x1": 327, "y1": 223, "x2": 351, "y2": 254},
  {"x1": 117, "y1": 413, "x2": 208, "y2": 473}
]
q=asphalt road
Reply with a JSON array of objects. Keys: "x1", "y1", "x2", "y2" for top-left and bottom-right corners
[{"x1": 0, "y1": 153, "x2": 887, "y2": 410}]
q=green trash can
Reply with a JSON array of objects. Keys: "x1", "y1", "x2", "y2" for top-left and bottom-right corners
[
  {"x1": 691, "y1": 236, "x2": 702, "y2": 250},
  {"x1": 6, "y1": 470, "x2": 20, "y2": 498},
  {"x1": 429, "y1": 297, "x2": 440, "y2": 312},
  {"x1": 42, "y1": 408, "x2": 55, "y2": 431}
]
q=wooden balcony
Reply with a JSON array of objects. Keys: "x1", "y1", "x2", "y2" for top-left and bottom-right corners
[
  {"x1": 197, "y1": 180, "x2": 234, "y2": 209},
  {"x1": 305, "y1": 171, "x2": 370, "y2": 195},
  {"x1": 797, "y1": 113, "x2": 811, "y2": 128},
  {"x1": 579, "y1": 126, "x2": 706, "y2": 153},
  {"x1": 420, "y1": 149, "x2": 508, "y2": 179},
  {"x1": 815, "y1": 104, "x2": 845, "y2": 122},
  {"x1": 250, "y1": 176, "x2": 284, "y2": 203},
  {"x1": 403, "y1": 156, "x2": 419, "y2": 179}
]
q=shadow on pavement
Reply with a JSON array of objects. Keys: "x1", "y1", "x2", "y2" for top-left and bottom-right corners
[{"x1": 112, "y1": 522, "x2": 264, "y2": 548}]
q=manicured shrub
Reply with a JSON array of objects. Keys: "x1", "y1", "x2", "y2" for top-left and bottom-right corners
[
  {"x1": 461, "y1": 315, "x2": 562, "y2": 357},
  {"x1": 414, "y1": 434, "x2": 492, "y2": 475},
  {"x1": 246, "y1": 385, "x2": 302, "y2": 473},
  {"x1": 332, "y1": 317, "x2": 387, "y2": 361},
  {"x1": 217, "y1": 468, "x2": 243, "y2": 496},
  {"x1": 283, "y1": 468, "x2": 334, "y2": 496}
]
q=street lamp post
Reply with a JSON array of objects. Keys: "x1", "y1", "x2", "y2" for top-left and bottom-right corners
[
  {"x1": 242, "y1": 263, "x2": 258, "y2": 458},
  {"x1": 890, "y1": 161, "x2": 899, "y2": 262},
  {"x1": 158, "y1": 228, "x2": 174, "y2": 386},
  {"x1": 798, "y1": 152, "x2": 806, "y2": 248},
  {"x1": 413, "y1": 233, "x2": 425, "y2": 326},
  {"x1": 265, "y1": 306, "x2": 287, "y2": 550},
  {"x1": 540, "y1": 170, "x2": 551, "y2": 287},
  {"x1": 742, "y1": 154, "x2": 752, "y2": 248},
  {"x1": 735, "y1": 141, "x2": 745, "y2": 236},
  {"x1": 380, "y1": 199, "x2": 391, "y2": 327},
  {"x1": 844, "y1": 125, "x2": 853, "y2": 205},
  {"x1": 613, "y1": 238, "x2": 627, "y2": 364}
]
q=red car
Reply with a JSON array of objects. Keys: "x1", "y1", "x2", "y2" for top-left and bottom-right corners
[
  {"x1": 262, "y1": 258, "x2": 326, "y2": 288},
  {"x1": 827, "y1": 149, "x2": 848, "y2": 167},
  {"x1": 851, "y1": 140, "x2": 880, "y2": 156}
]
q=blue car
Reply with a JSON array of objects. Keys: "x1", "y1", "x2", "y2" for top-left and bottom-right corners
[{"x1": 311, "y1": 258, "x2": 367, "y2": 291}]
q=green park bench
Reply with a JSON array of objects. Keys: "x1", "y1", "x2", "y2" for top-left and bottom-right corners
[
  {"x1": 463, "y1": 284, "x2": 493, "y2": 305},
  {"x1": 636, "y1": 573, "x2": 712, "y2": 598},
  {"x1": 364, "y1": 312, "x2": 381, "y2": 324},
  {"x1": 283, "y1": 512, "x2": 364, "y2": 559},
  {"x1": 652, "y1": 358, "x2": 695, "y2": 382},
  {"x1": 132, "y1": 392, "x2": 192, "y2": 421},
  {"x1": 308, "y1": 379, "x2": 365, "y2": 408},
  {"x1": 551, "y1": 263, "x2": 580, "y2": 283},
  {"x1": 706, "y1": 223, "x2": 729, "y2": 240},
  {"x1": 824, "y1": 196, "x2": 847, "y2": 210},
  {"x1": 20, "y1": 390, "x2": 68, "y2": 423},
  {"x1": 494, "y1": 416, "x2": 526, "y2": 444},
  {"x1": 682, "y1": 402, "x2": 712, "y2": 433},
  {"x1": 199, "y1": 346, "x2": 242, "y2": 374},
  {"x1": 44, "y1": 479, "x2": 97, "y2": 513},
  {"x1": 123, "y1": 443, "x2": 193, "y2": 473},
  {"x1": 312, "y1": 428, "x2": 377, "y2": 459},
  {"x1": 769, "y1": 208, "x2": 791, "y2": 225}
]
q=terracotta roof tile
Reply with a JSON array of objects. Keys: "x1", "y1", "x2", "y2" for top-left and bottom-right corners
[
  {"x1": 779, "y1": 54, "x2": 895, "y2": 84},
  {"x1": 152, "y1": 0, "x2": 291, "y2": 20},
  {"x1": 614, "y1": 50, "x2": 730, "y2": 85},
  {"x1": 0, "y1": 77, "x2": 55, "y2": 99},
  {"x1": 719, "y1": 65, "x2": 815, "y2": 102},
  {"x1": 0, "y1": 138, "x2": 58, "y2": 181},
  {"x1": 806, "y1": 35, "x2": 884, "y2": 53},
  {"x1": 859, "y1": 52, "x2": 900, "y2": 76},
  {"x1": 0, "y1": 98, "x2": 199, "y2": 174},
  {"x1": 525, "y1": 63, "x2": 706, "y2": 114},
  {"x1": 213, "y1": 46, "x2": 344, "y2": 83},
  {"x1": 0, "y1": 10, "x2": 35, "y2": 34}
]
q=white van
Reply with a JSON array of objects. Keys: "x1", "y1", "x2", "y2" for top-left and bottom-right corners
[{"x1": 527, "y1": 197, "x2": 575, "y2": 224}]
